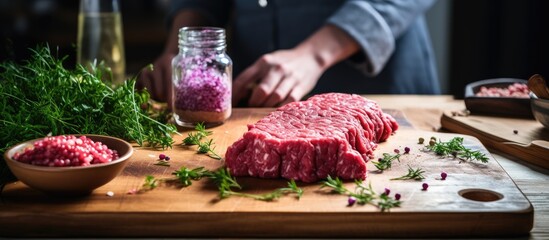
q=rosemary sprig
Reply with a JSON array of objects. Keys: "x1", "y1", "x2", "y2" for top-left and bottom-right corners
[
  {"x1": 139, "y1": 166, "x2": 303, "y2": 202},
  {"x1": 425, "y1": 137, "x2": 489, "y2": 163},
  {"x1": 391, "y1": 166, "x2": 425, "y2": 180},
  {"x1": 183, "y1": 123, "x2": 222, "y2": 160},
  {"x1": 320, "y1": 176, "x2": 401, "y2": 212},
  {"x1": 371, "y1": 153, "x2": 401, "y2": 171}
]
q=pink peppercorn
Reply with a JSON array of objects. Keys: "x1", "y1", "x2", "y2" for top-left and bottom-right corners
[
  {"x1": 348, "y1": 196, "x2": 357, "y2": 206},
  {"x1": 159, "y1": 154, "x2": 166, "y2": 160},
  {"x1": 384, "y1": 188, "x2": 391, "y2": 196},
  {"x1": 164, "y1": 156, "x2": 170, "y2": 161},
  {"x1": 441, "y1": 172, "x2": 447, "y2": 180},
  {"x1": 394, "y1": 149, "x2": 400, "y2": 154},
  {"x1": 404, "y1": 147, "x2": 410, "y2": 154},
  {"x1": 422, "y1": 183, "x2": 429, "y2": 191},
  {"x1": 395, "y1": 193, "x2": 401, "y2": 201}
]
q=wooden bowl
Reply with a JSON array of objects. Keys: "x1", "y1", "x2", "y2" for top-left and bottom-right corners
[
  {"x1": 531, "y1": 93, "x2": 549, "y2": 129},
  {"x1": 3, "y1": 135, "x2": 133, "y2": 196},
  {"x1": 464, "y1": 78, "x2": 532, "y2": 118}
]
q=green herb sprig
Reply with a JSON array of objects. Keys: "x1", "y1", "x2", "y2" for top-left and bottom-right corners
[
  {"x1": 219, "y1": 179, "x2": 303, "y2": 201},
  {"x1": 371, "y1": 153, "x2": 401, "y2": 171},
  {"x1": 183, "y1": 123, "x2": 212, "y2": 145},
  {"x1": 183, "y1": 123, "x2": 222, "y2": 160},
  {"x1": 140, "y1": 166, "x2": 303, "y2": 201},
  {"x1": 391, "y1": 166, "x2": 425, "y2": 180},
  {"x1": 0, "y1": 45, "x2": 178, "y2": 186},
  {"x1": 425, "y1": 137, "x2": 489, "y2": 163},
  {"x1": 320, "y1": 176, "x2": 401, "y2": 212}
]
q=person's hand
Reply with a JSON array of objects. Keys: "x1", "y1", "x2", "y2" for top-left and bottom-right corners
[
  {"x1": 233, "y1": 24, "x2": 360, "y2": 107},
  {"x1": 137, "y1": 52, "x2": 175, "y2": 107},
  {"x1": 233, "y1": 48, "x2": 325, "y2": 107}
]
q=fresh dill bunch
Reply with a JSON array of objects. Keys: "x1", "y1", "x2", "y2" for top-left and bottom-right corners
[
  {"x1": 0, "y1": 45, "x2": 177, "y2": 186},
  {"x1": 391, "y1": 166, "x2": 425, "y2": 181},
  {"x1": 425, "y1": 137, "x2": 489, "y2": 163}
]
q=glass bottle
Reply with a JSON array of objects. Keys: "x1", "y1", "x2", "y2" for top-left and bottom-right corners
[
  {"x1": 172, "y1": 27, "x2": 232, "y2": 128},
  {"x1": 77, "y1": 0, "x2": 126, "y2": 85}
]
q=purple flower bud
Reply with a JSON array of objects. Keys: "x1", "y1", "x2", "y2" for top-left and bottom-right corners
[
  {"x1": 384, "y1": 188, "x2": 391, "y2": 196},
  {"x1": 348, "y1": 196, "x2": 357, "y2": 206},
  {"x1": 441, "y1": 171, "x2": 447, "y2": 180},
  {"x1": 422, "y1": 183, "x2": 429, "y2": 191},
  {"x1": 159, "y1": 154, "x2": 166, "y2": 160},
  {"x1": 404, "y1": 147, "x2": 411, "y2": 154},
  {"x1": 395, "y1": 193, "x2": 401, "y2": 201}
]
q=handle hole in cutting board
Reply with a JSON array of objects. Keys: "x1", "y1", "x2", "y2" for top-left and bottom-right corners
[{"x1": 458, "y1": 189, "x2": 504, "y2": 202}]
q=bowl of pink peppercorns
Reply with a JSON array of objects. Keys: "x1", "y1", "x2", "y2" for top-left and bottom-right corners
[
  {"x1": 464, "y1": 78, "x2": 532, "y2": 118},
  {"x1": 3, "y1": 134, "x2": 133, "y2": 196}
]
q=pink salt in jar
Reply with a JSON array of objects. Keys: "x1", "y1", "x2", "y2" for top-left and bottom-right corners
[{"x1": 172, "y1": 27, "x2": 232, "y2": 128}]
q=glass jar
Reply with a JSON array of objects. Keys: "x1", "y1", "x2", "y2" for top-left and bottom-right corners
[{"x1": 172, "y1": 27, "x2": 232, "y2": 128}]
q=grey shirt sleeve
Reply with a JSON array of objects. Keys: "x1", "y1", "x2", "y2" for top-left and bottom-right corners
[{"x1": 327, "y1": 0, "x2": 436, "y2": 76}]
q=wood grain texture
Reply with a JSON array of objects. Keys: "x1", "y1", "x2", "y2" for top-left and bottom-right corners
[
  {"x1": 0, "y1": 106, "x2": 534, "y2": 238},
  {"x1": 441, "y1": 111, "x2": 549, "y2": 169}
]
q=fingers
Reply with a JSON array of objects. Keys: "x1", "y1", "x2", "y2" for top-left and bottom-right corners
[
  {"x1": 279, "y1": 83, "x2": 308, "y2": 106},
  {"x1": 248, "y1": 68, "x2": 286, "y2": 107},
  {"x1": 232, "y1": 61, "x2": 262, "y2": 106},
  {"x1": 261, "y1": 74, "x2": 297, "y2": 107},
  {"x1": 136, "y1": 55, "x2": 174, "y2": 106}
]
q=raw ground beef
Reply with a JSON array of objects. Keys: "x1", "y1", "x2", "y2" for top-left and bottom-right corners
[{"x1": 225, "y1": 93, "x2": 398, "y2": 183}]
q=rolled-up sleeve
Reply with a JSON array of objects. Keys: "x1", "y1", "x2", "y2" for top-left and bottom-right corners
[
  {"x1": 168, "y1": 0, "x2": 233, "y2": 27},
  {"x1": 327, "y1": 0, "x2": 436, "y2": 76}
]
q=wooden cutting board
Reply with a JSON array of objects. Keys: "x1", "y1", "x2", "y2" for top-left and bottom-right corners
[
  {"x1": 441, "y1": 111, "x2": 549, "y2": 169},
  {"x1": 0, "y1": 109, "x2": 533, "y2": 238}
]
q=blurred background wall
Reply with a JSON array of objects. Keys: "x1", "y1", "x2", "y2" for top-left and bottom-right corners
[{"x1": 1, "y1": 0, "x2": 548, "y2": 98}]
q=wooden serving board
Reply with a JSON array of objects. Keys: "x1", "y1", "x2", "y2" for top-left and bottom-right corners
[
  {"x1": 441, "y1": 111, "x2": 549, "y2": 170},
  {"x1": 0, "y1": 109, "x2": 533, "y2": 238}
]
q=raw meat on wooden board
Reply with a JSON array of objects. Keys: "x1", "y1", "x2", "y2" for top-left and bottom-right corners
[{"x1": 225, "y1": 93, "x2": 398, "y2": 182}]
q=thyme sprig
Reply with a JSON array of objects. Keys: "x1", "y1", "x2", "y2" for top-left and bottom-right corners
[
  {"x1": 391, "y1": 166, "x2": 425, "y2": 180},
  {"x1": 197, "y1": 139, "x2": 223, "y2": 160},
  {"x1": 425, "y1": 137, "x2": 489, "y2": 163},
  {"x1": 220, "y1": 179, "x2": 303, "y2": 201},
  {"x1": 183, "y1": 123, "x2": 222, "y2": 160},
  {"x1": 320, "y1": 176, "x2": 401, "y2": 212},
  {"x1": 140, "y1": 166, "x2": 303, "y2": 201},
  {"x1": 183, "y1": 123, "x2": 212, "y2": 145},
  {"x1": 371, "y1": 153, "x2": 401, "y2": 171}
]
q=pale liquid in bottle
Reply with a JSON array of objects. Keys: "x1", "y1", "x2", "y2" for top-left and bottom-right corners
[{"x1": 77, "y1": 12, "x2": 125, "y2": 85}]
